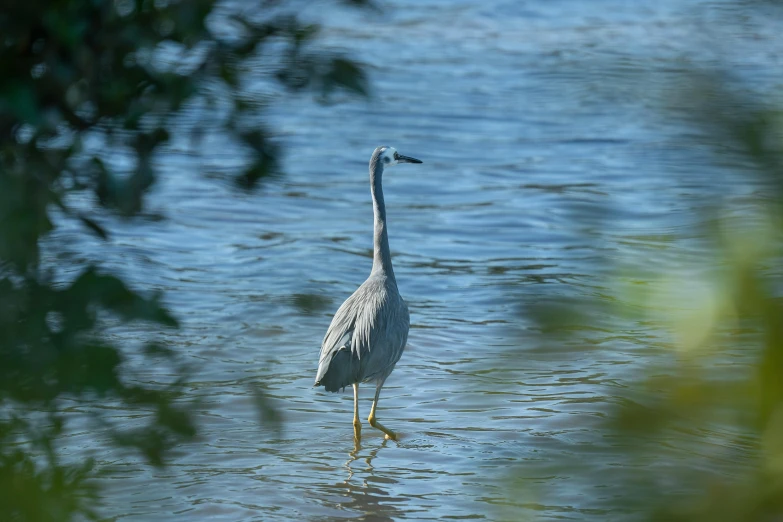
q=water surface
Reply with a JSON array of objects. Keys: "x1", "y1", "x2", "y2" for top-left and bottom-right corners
[{"x1": 54, "y1": 1, "x2": 783, "y2": 519}]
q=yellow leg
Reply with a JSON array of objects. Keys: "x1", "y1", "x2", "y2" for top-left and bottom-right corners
[
  {"x1": 352, "y1": 383, "x2": 362, "y2": 441},
  {"x1": 368, "y1": 381, "x2": 397, "y2": 441}
]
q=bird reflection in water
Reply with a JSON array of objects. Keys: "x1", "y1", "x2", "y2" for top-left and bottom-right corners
[{"x1": 316, "y1": 439, "x2": 403, "y2": 521}]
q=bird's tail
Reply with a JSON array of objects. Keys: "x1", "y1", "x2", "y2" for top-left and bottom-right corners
[{"x1": 314, "y1": 349, "x2": 359, "y2": 393}]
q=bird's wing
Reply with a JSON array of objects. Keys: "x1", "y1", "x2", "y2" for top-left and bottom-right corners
[
  {"x1": 351, "y1": 291, "x2": 410, "y2": 381},
  {"x1": 317, "y1": 291, "x2": 360, "y2": 372},
  {"x1": 316, "y1": 280, "x2": 410, "y2": 386}
]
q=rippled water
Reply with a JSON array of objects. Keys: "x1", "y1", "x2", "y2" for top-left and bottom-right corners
[{"x1": 53, "y1": 1, "x2": 783, "y2": 520}]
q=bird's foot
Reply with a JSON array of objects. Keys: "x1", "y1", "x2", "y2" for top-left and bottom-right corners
[{"x1": 368, "y1": 415, "x2": 397, "y2": 441}]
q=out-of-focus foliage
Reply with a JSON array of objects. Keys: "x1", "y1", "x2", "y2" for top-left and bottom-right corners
[
  {"x1": 0, "y1": 0, "x2": 368, "y2": 520},
  {"x1": 620, "y1": 77, "x2": 783, "y2": 522},
  {"x1": 519, "y1": 4, "x2": 783, "y2": 520}
]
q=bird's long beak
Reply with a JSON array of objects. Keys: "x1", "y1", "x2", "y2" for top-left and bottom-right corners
[{"x1": 396, "y1": 154, "x2": 422, "y2": 164}]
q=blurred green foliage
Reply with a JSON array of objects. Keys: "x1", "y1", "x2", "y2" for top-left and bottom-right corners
[
  {"x1": 626, "y1": 77, "x2": 783, "y2": 521},
  {"x1": 0, "y1": 0, "x2": 368, "y2": 519},
  {"x1": 520, "y1": 9, "x2": 783, "y2": 522}
]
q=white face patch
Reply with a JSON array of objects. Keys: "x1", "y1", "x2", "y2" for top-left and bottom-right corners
[{"x1": 380, "y1": 146, "x2": 398, "y2": 167}]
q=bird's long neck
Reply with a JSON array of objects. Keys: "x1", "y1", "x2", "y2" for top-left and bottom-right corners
[{"x1": 370, "y1": 160, "x2": 396, "y2": 281}]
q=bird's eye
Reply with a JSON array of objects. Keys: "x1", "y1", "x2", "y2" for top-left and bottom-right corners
[{"x1": 383, "y1": 157, "x2": 391, "y2": 164}]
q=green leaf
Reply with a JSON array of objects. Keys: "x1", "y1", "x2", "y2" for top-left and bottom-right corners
[
  {"x1": 322, "y1": 57, "x2": 369, "y2": 98},
  {"x1": 0, "y1": 82, "x2": 41, "y2": 125},
  {"x1": 66, "y1": 267, "x2": 179, "y2": 327},
  {"x1": 251, "y1": 385, "x2": 284, "y2": 435}
]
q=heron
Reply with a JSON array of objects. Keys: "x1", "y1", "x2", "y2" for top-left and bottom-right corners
[{"x1": 314, "y1": 145, "x2": 422, "y2": 441}]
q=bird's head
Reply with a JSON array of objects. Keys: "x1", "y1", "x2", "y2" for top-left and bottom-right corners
[{"x1": 375, "y1": 146, "x2": 422, "y2": 167}]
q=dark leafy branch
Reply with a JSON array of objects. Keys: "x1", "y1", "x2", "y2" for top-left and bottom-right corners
[{"x1": 0, "y1": 0, "x2": 369, "y2": 520}]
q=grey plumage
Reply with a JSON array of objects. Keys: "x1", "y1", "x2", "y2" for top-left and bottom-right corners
[
  {"x1": 315, "y1": 277, "x2": 409, "y2": 392},
  {"x1": 314, "y1": 145, "x2": 421, "y2": 440}
]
